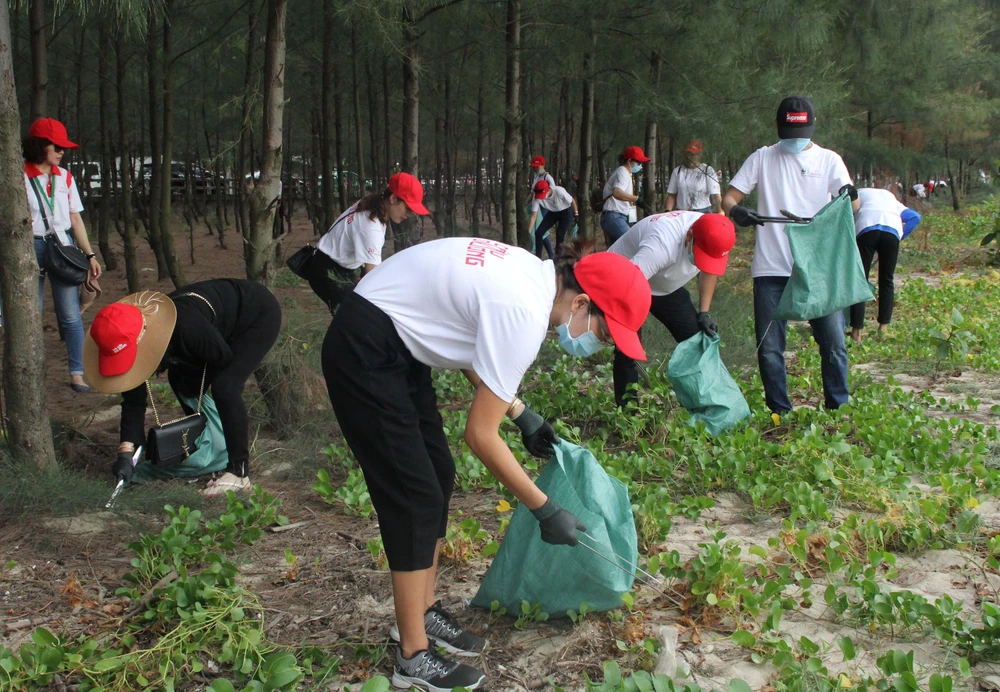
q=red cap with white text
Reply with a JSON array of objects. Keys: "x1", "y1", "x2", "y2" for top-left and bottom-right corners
[
  {"x1": 622, "y1": 145, "x2": 650, "y2": 163},
  {"x1": 573, "y1": 253, "x2": 651, "y2": 361},
  {"x1": 533, "y1": 180, "x2": 551, "y2": 199},
  {"x1": 530, "y1": 155, "x2": 546, "y2": 168},
  {"x1": 691, "y1": 214, "x2": 736, "y2": 276},
  {"x1": 388, "y1": 172, "x2": 430, "y2": 216},
  {"x1": 89, "y1": 303, "x2": 145, "y2": 376}
]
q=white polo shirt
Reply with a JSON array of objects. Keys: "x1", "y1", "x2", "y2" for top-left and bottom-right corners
[
  {"x1": 316, "y1": 202, "x2": 387, "y2": 269},
  {"x1": 531, "y1": 184, "x2": 574, "y2": 214},
  {"x1": 602, "y1": 165, "x2": 634, "y2": 215},
  {"x1": 23, "y1": 163, "x2": 83, "y2": 238},
  {"x1": 667, "y1": 164, "x2": 721, "y2": 211},
  {"x1": 356, "y1": 237, "x2": 555, "y2": 402},
  {"x1": 609, "y1": 211, "x2": 701, "y2": 296},
  {"x1": 729, "y1": 142, "x2": 852, "y2": 278}
]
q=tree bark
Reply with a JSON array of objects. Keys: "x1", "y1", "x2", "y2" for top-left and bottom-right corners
[
  {"x1": 576, "y1": 25, "x2": 596, "y2": 239},
  {"x1": 945, "y1": 136, "x2": 959, "y2": 212},
  {"x1": 365, "y1": 61, "x2": 380, "y2": 190},
  {"x1": 320, "y1": 0, "x2": 335, "y2": 227},
  {"x1": 115, "y1": 27, "x2": 139, "y2": 292},
  {"x1": 333, "y1": 60, "x2": 347, "y2": 208},
  {"x1": 245, "y1": 0, "x2": 286, "y2": 284},
  {"x1": 500, "y1": 0, "x2": 521, "y2": 246},
  {"x1": 159, "y1": 0, "x2": 185, "y2": 288},
  {"x1": 235, "y1": 0, "x2": 258, "y2": 245},
  {"x1": 401, "y1": 3, "x2": 419, "y2": 177},
  {"x1": 444, "y1": 75, "x2": 457, "y2": 236},
  {"x1": 383, "y1": 58, "x2": 392, "y2": 176},
  {"x1": 29, "y1": 0, "x2": 46, "y2": 120},
  {"x1": 146, "y1": 12, "x2": 168, "y2": 278},
  {"x1": 471, "y1": 80, "x2": 484, "y2": 236},
  {"x1": 0, "y1": 0, "x2": 56, "y2": 469},
  {"x1": 350, "y1": 23, "x2": 366, "y2": 196},
  {"x1": 643, "y1": 52, "x2": 661, "y2": 215},
  {"x1": 97, "y1": 25, "x2": 117, "y2": 270}
]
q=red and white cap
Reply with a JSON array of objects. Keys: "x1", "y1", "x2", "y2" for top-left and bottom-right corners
[
  {"x1": 691, "y1": 214, "x2": 736, "y2": 276},
  {"x1": 28, "y1": 118, "x2": 79, "y2": 149},
  {"x1": 388, "y1": 172, "x2": 429, "y2": 215},
  {"x1": 622, "y1": 145, "x2": 650, "y2": 163},
  {"x1": 89, "y1": 303, "x2": 145, "y2": 376},
  {"x1": 684, "y1": 139, "x2": 703, "y2": 154},
  {"x1": 533, "y1": 180, "x2": 551, "y2": 199},
  {"x1": 573, "y1": 253, "x2": 651, "y2": 361},
  {"x1": 530, "y1": 155, "x2": 546, "y2": 168}
]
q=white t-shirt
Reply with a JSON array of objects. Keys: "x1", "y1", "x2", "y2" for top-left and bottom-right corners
[
  {"x1": 912, "y1": 183, "x2": 926, "y2": 198},
  {"x1": 602, "y1": 165, "x2": 634, "y2": 215},
  {"x1": 23, "y1": 164, "x2": 84, "y2": 238},
  {"x1": 609, "y1": 211, "x2": 701, "y2": 296},
  {"x1": 531, "y1": 184, "x2": 573, "y2": 213},
  {"x1": 356, "y1": 237, "x2": 555, "y2": 402},
  {"x1": 316, "y1": 202, "x2": 387, "y2": 269},
  {"x1": 729, "y1": 143, "x2": 852, "y2": 278},
  {"x1": 531, "y1": 171, "x2": 555, "y2": 193},
  {"x1": 855, "y1": 188, "x2": 907, "y2": 239},
  {"x1": 667, "y1": 165, "x2": 721, "y2": 211}
]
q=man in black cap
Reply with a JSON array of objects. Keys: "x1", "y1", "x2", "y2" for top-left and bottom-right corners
[{"x1": 721, "y1": 96, "x2": 861, "y2": 414}]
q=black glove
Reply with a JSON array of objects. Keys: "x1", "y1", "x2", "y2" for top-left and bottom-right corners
[
  {"x1": 839, "y1": 184, "x2": 859, "y2": 201},
  {"x1": 511, "y1": 405, "x2": 559, "y2": 458},
  {"x1": 112, "y1": 451, "x2": 134, "y2": 484},
  {"x1": 697, "y1": 312, "x2": 718, "y2": 337},
  {"x1": 729, "y1": 205, "x2": 764, "y2": 227},
  {"x1": 531, "y1": 499, "x2": 587, "y2": 546}
]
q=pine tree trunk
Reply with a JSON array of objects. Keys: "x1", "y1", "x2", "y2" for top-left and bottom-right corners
[
  {"x1": 365, "y1": 61, "x2": 380, "y2": 190},
  {"x1": 97, "y1": 25, "x2": 118, "y2": 270},
  {"x1": 444, "y1": 76, "x2": 457, "y2": 236},
  {"x1": 945, "y1": 136, "x2": 960, "y2": 212},
  {"x1": 159, "y1": 0, "x2": 185, "y2": 288},
  {"x1": 236, "y1": 1, "x2": 257, "y2": 244},
  {"x1": 350, "y1": 23, "x2": 366, "y2": 196},
  {"x1": 500, "y1": 0, "x2": 521, "y2": 246},
  {"x1": 29, "y1": 0, "x2": 46, "y2": 120},
  {"x1": 333, "y1": 61, "x2": 347, "y2": 209},
  {"x1": 517, "y1": 116, "x2": 529, "y2": 248},
  {"x1": 471, "y1": 81, "x2": 484, "y2": 237},
  {"x1": 245, "y1": 0, "x2": 286, "y2": 285},
  {"x1": 146, "y1": 13, "x2": 168, "y2": 278},
  {"x1": 115, "y1": 29, "x2": 139, "y2": 292},
  {"x1": 0, "y1": 0, "x2": 56, "y2": 469},
  {"x1": 401, "y1": 4, "x2": 419, "y2": 177},
  {"x1": 383, "y1": 59, "x2": 392, "y2": 176},
  {"x1": 577, "y1": 25, "x2": 596, "y2": 239},
  {"x1": 320, "y1": 1, "x2": 335, "y2": 227},
  {"x1": 432, "y1": 112, "x2": 443, "y2": 234},
  {"x1": 642, "y1": 52, "x2": 661, "y2": 216}
]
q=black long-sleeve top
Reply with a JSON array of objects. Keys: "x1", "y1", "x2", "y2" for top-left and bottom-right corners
[{"x1": 119, "y1": 279, "x2": 272, "y2": 470}]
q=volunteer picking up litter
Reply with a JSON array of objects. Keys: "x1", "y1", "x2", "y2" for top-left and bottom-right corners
[
  {"x1": 293, "y1": 173, "x2": 426, "y2": 315},
  {"x1": 84, "y1": 280, "x2": 281, "y2": 495},
  {"x1": 849, "y1": 188, "x2": 921, "y2": 343},
  {"x1": 322, "y1": 237, "x2": 650, "y2": 691},
  {"x1": 665, "y1": 140, "x2": 722, "y2": 213},
  {"x1": 722, "y1": 95, "x2": 861, "y2": 414},
  {"x1": 600, "y1": 145, "x2": 649, "y2": 247},
  {"x1": 609, "y1": 212, "x2": 736, "y2": 407},
  {"x1": 527, "y1": 179, "x2": 578, "y2": 258}
]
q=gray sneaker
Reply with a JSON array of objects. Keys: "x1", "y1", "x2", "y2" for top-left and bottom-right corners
[
  {"x1": 391, "y1": 648, "x2": 485, "y2": 691},
  {"x1": 389, "y1": 601, "x2": 487, "y2": 657}
]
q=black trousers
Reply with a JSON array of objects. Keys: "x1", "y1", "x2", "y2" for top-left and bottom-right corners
[
  {"x1": 850, "y1": 230, "x2": 900, "y2": 329},
  {"x1": 612, "y1": 287, "x2": 700, "y2": 406},
  {"x1": 305, "y1": 250, "x2": 359, "y2": 315},
  {"x1": 322, "y1": 292, "x2": 455, "y2": 572},
  {"x1": 534, "y1": 207, "x2": 574, "y2": 257}
]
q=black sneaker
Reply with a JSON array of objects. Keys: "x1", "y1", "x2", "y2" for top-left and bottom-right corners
[
  {"x1": 389, "y1": 601, "x2": 487, "y2": 657},
  {"x1": 391, "y1": 648, "x2": 485, "y2": 691}
]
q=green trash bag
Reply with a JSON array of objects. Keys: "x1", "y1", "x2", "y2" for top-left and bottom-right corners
[
  {"x1": 133, "y1": 392, "x2": 230, "y2": 481},
  {"x1": 667, "y1": 332, "x2": 750, "y2": 436},
  {"x1": 774, "y1": 194, "x2": 875, "y2": 321},
  {"x1": 472, "y1": 439, "x2": 637, "y2": 616}
]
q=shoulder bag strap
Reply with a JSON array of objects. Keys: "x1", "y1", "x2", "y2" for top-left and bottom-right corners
[
  {"x1": 169, "y1": 291, "x2": 217, "y2": 415},
  {"x1": 28, "y1": 178, "x2": 52, "y2": 234}
]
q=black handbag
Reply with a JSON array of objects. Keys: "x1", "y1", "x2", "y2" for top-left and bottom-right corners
[
  {"x1": 29, "y1": 178, "x2": 89, "y2": 285},
  {"x1": 285, "y1": 245, "x2": 316, "y2": 278},
  {"x1": 145, "y1": 293, "x2": 214, "y2": 468}
]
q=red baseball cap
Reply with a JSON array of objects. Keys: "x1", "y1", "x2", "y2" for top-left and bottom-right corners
[
  {"x1": 28, "y1": 118, "x2": 78, "y2": 149},
  {"x1": 530, "y1": 155, "x2": 546, "y2": 168},
  {"x1": 388, "y1": 172, "x2": 429, "y2": 215},
  {"x1": 691, "y1": 214, "x2": 736, "y2": 276},
  {"x1": 685, "y1": 139, "x2": 703, "y2": 154},
  {"x1": 622, "y1": 145, "x2": 650, "y2": 163},
  {"x1": 89, "y1": 303, "x2": 145, "y2": 376},
  {"x1": 533, "y1": 180, "x2": 551, "y2": 199},
  {"x1": 574, "y1": 252, "x2": 651, "y2": 361}
]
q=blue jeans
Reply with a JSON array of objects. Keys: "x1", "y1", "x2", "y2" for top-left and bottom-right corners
[
  {"x1": 601, "y1": 211, "x2": 630, "y2": 246},
  {"x1": 34, "y1": 237, "x2": 85, "y2": 375},
  {"x1": 753, "y1": 276, "x2": 848, "y2": 413}
]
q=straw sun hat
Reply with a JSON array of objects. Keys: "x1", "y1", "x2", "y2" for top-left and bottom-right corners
[{"x1": 83, "y1": 291, "x2": 177, "y2": 394}]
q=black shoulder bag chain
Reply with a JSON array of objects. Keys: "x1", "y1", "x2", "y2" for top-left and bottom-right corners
[{"x1": 144, "y1": 293, "x2": 214, "y2": 467}]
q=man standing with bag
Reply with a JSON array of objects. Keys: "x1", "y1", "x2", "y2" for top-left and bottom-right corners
[{"x1": 722, "y1": 96, "x2": 861, "y2": 414}]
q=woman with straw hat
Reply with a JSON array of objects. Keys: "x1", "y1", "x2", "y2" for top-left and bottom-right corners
[{"x1": 84, "y1": 279, "x2": 281, "y2": 496}]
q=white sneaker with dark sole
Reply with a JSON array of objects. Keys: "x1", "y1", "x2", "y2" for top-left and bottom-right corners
[
  {"x1": 389, "y1": 601, "x2": 487, "y2": 657},
  {"x1": 391, "y1": 648, "x2": 485, "y2": 691}
]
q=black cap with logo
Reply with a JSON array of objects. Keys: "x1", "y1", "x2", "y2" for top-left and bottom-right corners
[{"x1": 776, "y1": 96, "x2": 815, "y2": 139}]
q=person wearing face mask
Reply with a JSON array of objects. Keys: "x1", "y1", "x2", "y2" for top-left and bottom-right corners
[
  {"x1": 321, "y1": 237, "x2": 650, "y2": 692},
  {"x1": 609, "y1": 212, "x2": 736, "y2": 407},
  {"x1": 722, "y1": 96, "x2": 861, "y2": 414},
  {"x1": 297, "y1": 173, "x2": 426, "y2": 315},
  {"x1": 665, "y1": 140, "x2": 722, "y2": 213},
  {"x1": 600, "y1": 146, "x2": 650, "y2": 248},
  {"x1": 527, "y1": 180, "x2": 578, "y2": 258}
]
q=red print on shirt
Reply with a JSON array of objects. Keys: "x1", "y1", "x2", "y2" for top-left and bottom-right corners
[{"x1": 465, "y1": 238, "x2": 509, "y2": 267}]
